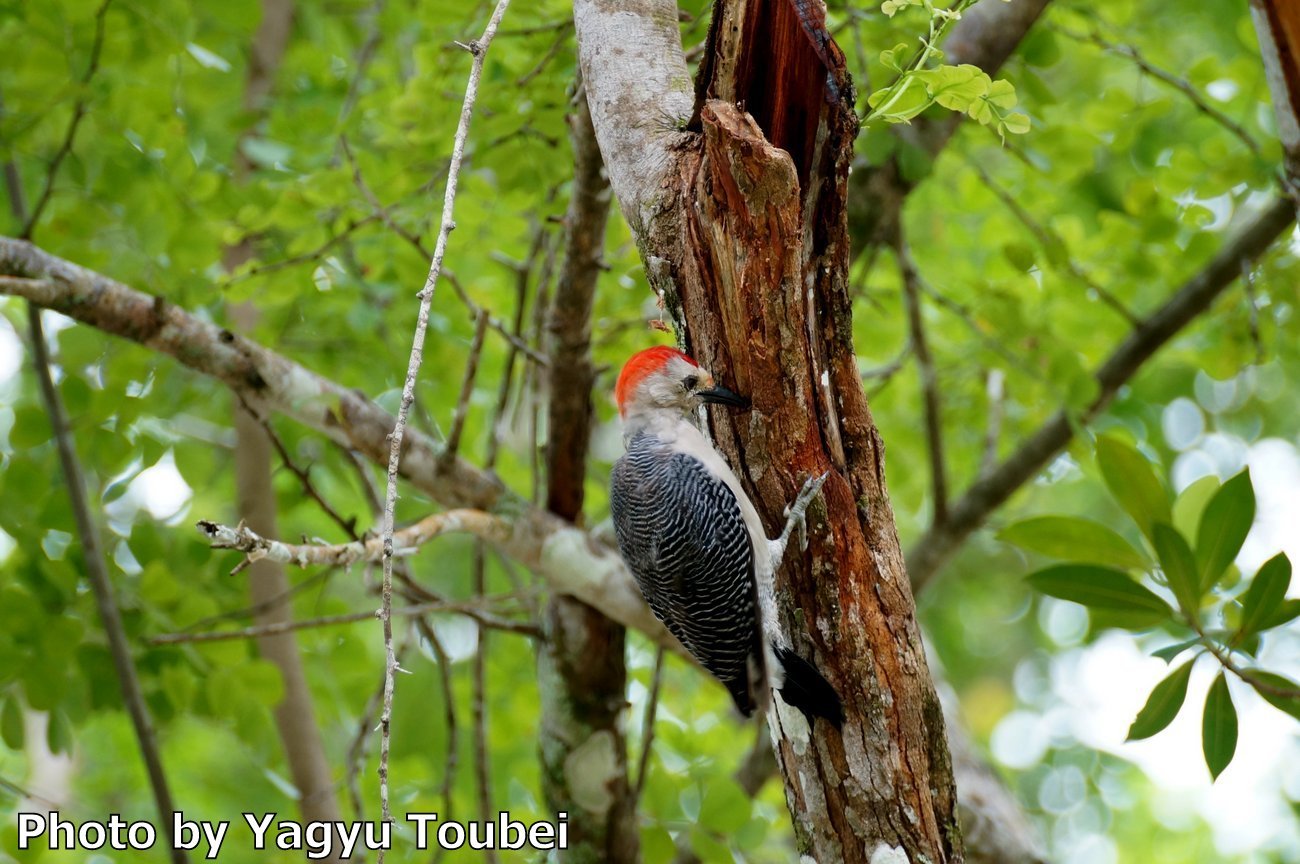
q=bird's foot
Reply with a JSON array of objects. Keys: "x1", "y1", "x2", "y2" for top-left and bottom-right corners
[{"x1": 769, "y1": 472, "x2": 829, "y2": 567}]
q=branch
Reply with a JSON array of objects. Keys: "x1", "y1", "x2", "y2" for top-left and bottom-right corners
[
  {"x1": 896, "y1": 235, "x2": 949, "y2": 526},
  {"x1": 572, "y1": 0, "x2": 693, "y2": 234},
  {"x1": 376, "y1": 0, "x2": 510, "y2": 837},
  {"x1": 21, "y1": 0, "x2": 112, "y2": 238},
  {"x1": 26, "y1": 307, "x2": 187, "y2": 863},
  {"x1": 537, "y1": 82, "x2": 638, "y2": 862},
  {"x1": 908, "y1": 197, "x2": 1296, "y2": 589},
  {"x1": 0, "y1": 239, "x2": 679, "y2": 650},
  {"x1": 964, "y1": 156, "x2": 1138, "y2": 325},
  {"x1": 199, "y1": 510, "x2": 507, "y2": 569},
  {"x1": 147, "y1": 597, "x2": 538, "y2": 644},
  {"x1": 1054, "y1": 23, "x2": 1264, "y2": 160}
]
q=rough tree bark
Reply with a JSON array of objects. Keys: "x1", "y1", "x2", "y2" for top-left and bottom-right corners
[
  {"x1": 575, "y1": 1, "x2": 960, "y2": 861},
  {"x1": 1252, "y1": 0, "x2": 1300, "y2": 193},
  {"x1": 537, "y1": 90, "x2": 641, "y2": 863}
]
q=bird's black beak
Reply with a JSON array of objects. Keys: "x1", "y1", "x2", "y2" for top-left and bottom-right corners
[{"x1": 698, "y1": 385, "x2": 750, "y2": 409}]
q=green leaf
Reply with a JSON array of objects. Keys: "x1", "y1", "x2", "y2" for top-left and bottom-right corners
[
  {"x1": 1151, "y1": 637, "x2": 1201, "y2": 663},
  {"x1": 1027, "y1": 564, "x2": 1173, "y2": 628},
  {"x1": 1, "y1": 695, "x2": 24, "y2": 750},
  {"x1": 1195, "y1": 469, "x2": 1255, "y2": 590},
  {"x1": 10, "y1": 406, "x2": 52, "y2": 451},
  {"x1": 1096, "y1": 435, "x2": 1170, "y2": 540},
  {"x1": 1127, "y1": 660, "x2": 1193, "y2": 740},
  {"x1": 1001, "y1": 112, "x2": 1032, "y2": 135},
  {"x1": 1262, "y1": 598, "x2": 1300, "y2": 630},
  {"x1": 918, "y1": 64, "x2": 990, "y2": 111},
  {"x1": 879, "y1": 42, "x2": 909, "y2": 72},
  {"x1": 1238, "y1": 553, "x2": 1291, "y2": 639},
  {"x1": 698, "y1": 778, "x2": 750, "y2": 833},
  {"x1": 866, "y1": 76, "x2": 932, "y2": 124},
  {"x1": 1202, "y1": 672, "x2": 1238, "y2": 780},
  {"x1": 997, "y1": 516, "x2": 1148, "y2": 570},
  {"x1": 985, "y1": 78, "x2": 1019, "y2": 109},
  {"x1": 1172, "y1": 475, "x2": 1219, "y2": 538},
  {"x1": 1152, "y1": 523, "x2": 1201, "y2": 616},
  {"x1": 1245, "y1": 671, "x2": 1300, "y2": 722},
  {"x1": 45, "y1": 709, "x2": 72, "y2": 755}
]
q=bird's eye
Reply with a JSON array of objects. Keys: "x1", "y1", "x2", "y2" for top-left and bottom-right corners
[{"x1": 682, "y1": 375, "x2": 699, "y2": 391}]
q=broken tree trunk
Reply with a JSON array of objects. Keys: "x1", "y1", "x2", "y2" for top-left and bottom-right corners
[{"x1": 575, "y1": 0, "x2": 962, "y2": 861}]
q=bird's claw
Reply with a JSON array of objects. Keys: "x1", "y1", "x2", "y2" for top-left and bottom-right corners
[{"x1": 785, "y1": 472, "x2": 828, "y2": 551}]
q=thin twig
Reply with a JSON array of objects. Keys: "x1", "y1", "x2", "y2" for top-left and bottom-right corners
[
  {"x1": 441, "y1": 308, "x2": 491, "y2": 466},
  {"x1": 336, "y1": 0, "x2": 389, "y2": 133},
  {"x1": 27, "y1": 308, "x2": 188, "y2": 863},
  {"x1": 966, "y1": 156, "x2": 1138, "y2": 325},
  {"x1": 21, "y1": 0, "x2": 112, "y2": 239},
  {"x1": 632, "y1": 646, "x2": 665, "y2": 804},
  {"x1": 860, "y1": 344, "x2": 912, "y2": 382},
  {"x1": 515, "y1": 25, "x2": 569, "y2": 86},
  {"x1": 896, "y1": 235, "x2": 949, "y2": 526},
  {"x1": 219, "y1": 215, "x2": 381, "y2": 286},
  {"x1": 376, "y1": 6, "x2": 510, "y2": 833},
  {"x1": 147, "y1": 596, "x2": 537, "y2": 644},
  {"x1": 1240, "y1": 258, "x2": 1264, "y2": 365},
  {"x1": 6, "y1": 19, "x2": 184, "y2": 856},
  {"x1": 413, "y1": 616, "x2": 460, "y2": 862},
  {"x1": 340, "y1": 137, "x2": 549, "y2": 366},
  {"x1": 979, "y1": 368, "x2": 1005, "y2": 480},
  {"x1": 237, "y1": 394, "x2": 361, "y2": 539},
  {"x1": 469, "y1": 547, "x2": 497, "y2": 864},
  {"x1": 346, "y1": 640, "x2": 409, "y2": 822},
  {"x1": 908, "y1": 198, "x2": 1295, "y2": 588},
  {"x1": 1053, "y1": 23, "x2": 1264, "y2": 160}
]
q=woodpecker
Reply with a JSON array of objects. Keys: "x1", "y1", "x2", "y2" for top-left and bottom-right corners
[{"x1": 609, "y1": 345, "x2": 843, "y2": 726}]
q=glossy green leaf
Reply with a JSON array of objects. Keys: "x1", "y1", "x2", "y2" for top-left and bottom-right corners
[
  {"x1": 1127, "y1": 660, "x2": 1193, "y2": 740},
  {"x1": 1151, "y1": 637, "x2": 1201, "y2": 663},
  {"x1": 1238, "y1": 553, "x2": 1292, "y2": 639},
  {"x1": 997, "y1": 516, "x2": 1148, "y2": 570},
  {"x1": 1202, "y1": 673, "x2": 1238, "y2": 780},
  {"x1": 1096, "y1": 435, "x2": 1170, "y2": 540},
  {"x1": 1027, "y1": 564, "x2": 1173, "y2": 628},
  {"x1": 1152, "y1": 523, "x2": 1201, "y2": 616},
  {"x1": 1246, "y1": 671, "x2": 1300, "y2": 722},
  {"x1": 1172, "y1": 475, "x2": 1219, "y2": 538},
  {"x1": 1262, "y1": 599, "x2": 1300, "y2": 630},
  {"x1": 1195, "y1": 470, "x2": 1255, "y2": 591}
]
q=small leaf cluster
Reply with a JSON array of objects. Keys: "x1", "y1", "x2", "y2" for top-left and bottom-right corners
[
  {"x1": 1002, "y1": 435, "x2": 1298, "y2": 780},
  {"x1": 866, "y1": 0, "x2": 1030, "y2": 138}
]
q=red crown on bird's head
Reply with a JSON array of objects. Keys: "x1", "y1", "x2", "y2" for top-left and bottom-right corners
[{"x1": 615, "y1": 346, "x2": 698, "y2": 416}]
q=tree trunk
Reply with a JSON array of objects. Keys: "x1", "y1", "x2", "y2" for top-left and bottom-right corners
[
  {"x1": 574, "y1": 1, "x2": 961, "y2": 861},
  {"x1": 537, "y1": 91, "x2": 640, "y2": 863}
]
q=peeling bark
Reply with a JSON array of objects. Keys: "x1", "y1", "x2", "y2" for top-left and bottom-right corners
[
  {"x1": 1251, "y1": 0, "x2": 1300, "y2": 189},
  {"x1": 576, "y1": 2, "x2": 960, "y2": 861}
]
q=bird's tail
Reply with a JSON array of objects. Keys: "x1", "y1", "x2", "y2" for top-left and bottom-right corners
[{"x1": 774, "y1": 645, "x2": 844, "y2": 728}]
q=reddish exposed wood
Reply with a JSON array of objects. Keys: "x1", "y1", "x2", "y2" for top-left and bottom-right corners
[
  {"x1": 577, "y1": 0, "x2": 960, "y2": 857},
  {"x1": 1252, "y1": 0, "x2": 1300, "y2": 177},
  {"x1": 664, "y1": 1, "x2": 960, "y2": 859}
]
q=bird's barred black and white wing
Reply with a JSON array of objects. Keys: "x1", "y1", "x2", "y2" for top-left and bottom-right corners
[{"x1": 610, "y1": 433, "x2": 766, "y2": 715}]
